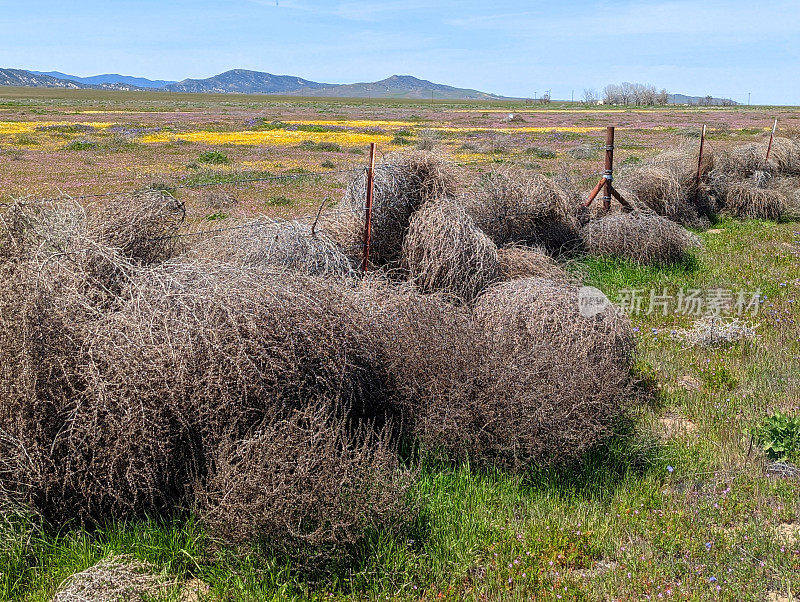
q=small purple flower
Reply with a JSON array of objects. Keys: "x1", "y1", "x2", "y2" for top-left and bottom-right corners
[
  {"x1": 667, "y1": 465, "x2": 674, "y2": 473},
  {"x1": 709, "y1": 576, "x2": 717, "y2": 583},
  {"x1": 705, "y1": 542, "x2": 712, "y2": 550}
]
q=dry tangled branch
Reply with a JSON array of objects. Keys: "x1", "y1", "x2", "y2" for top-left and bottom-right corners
[
  {"x1": 467, "y1": 278, "x2": 635, "y2": 469},
  {"x1": 356, "y1": 277, "x2": 635, "y2": 470},
  {"x1": 713, "y1": 142, "x2": 769, "y2": 181},
  {"x1": 197, "y1": 400, "x2": 413, "y2": 569},
  {"x1": 463, "y1": 168, "x2": 581, "y2": 254},
  {"x1": 0, "y1": 201, "x2": 135, "y2": 514},
  {"x1": 672, "y1": 316, "x2": 757, "y2": 348},
  {"x1": 57, "y1": 262, "x2": 392, "y2": 521},
  {"x1": 581, "y1": 211, "x2": 701, "y2": 265},
  {"x1": 87, "y1": 189, "x2": 185, "y2": 265},
  {"x1": 766, "y1": 137, "x2": 800, "y2": 175},
  {"x1": 52, "y1": 555, "x2": 174, "y2": 602},
  {"x1": 402, "y1": 199, "x2": 500, "y2": 302},
  {"x1": 496, "y1": 245, "x2": 573, "y2": 283},
  {"x1": 189, "y1": 218, "x2": 357, "y2": 277},
  {"x1": 718, "y1": 181, "x2": 787, "y2": 220},
  {"x1": 610, "y1": 142, "x2": 716, "y2": 226}
]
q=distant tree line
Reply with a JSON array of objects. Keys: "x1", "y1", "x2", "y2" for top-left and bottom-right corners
[
  {"x1": 581, "y1": 83, "x2": 669, "y2": 106},
  {"x1": 580, "y1": 83, "x2": 734, "y2": 107}
]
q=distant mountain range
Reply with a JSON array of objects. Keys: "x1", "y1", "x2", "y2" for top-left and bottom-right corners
[
  {"x1": 162, "y1": 69, "x2": 329, "y2": 94},
  {"x1": 31, "y1": 71, "x2": 175, "y2": 89},
  {"x1": 0, "y1": 67, "x2": 739, "y2": 104},
  {"x1": 0, "y1": 68, "x2": 507, "y2": 100},
  {"x1": 667, "y1": 93, "x2": 737, "y2": 106}
]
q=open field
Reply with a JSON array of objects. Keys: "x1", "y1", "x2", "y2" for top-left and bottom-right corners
[
  {"x1": 2, "y1": 87, "x2": 799, "y2": 216},
  {"x1": 1, "y1": 88, "x2": 799, "y2": 601}
]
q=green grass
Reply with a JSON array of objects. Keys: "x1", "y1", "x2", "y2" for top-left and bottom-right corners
[
  {"x1": 197, "y1": 150, "x2": 231, "y2": 165},
  {"x1": 2, "y1": 218, "x2": 799, "y2": 600},
  {"x1": 62, "y1": 139, "x2": 98, "y2": 151}
]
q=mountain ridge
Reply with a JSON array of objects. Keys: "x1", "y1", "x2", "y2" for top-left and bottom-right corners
[
  {"x1": 162, "y1": 69, "x2": 330, "y2": 94},
  {"x1": 0, "y1": 67, "x2": 508, "y2": 99},
  {"x1": 1, "y1": 68, "x2": 737, "y2": 103},
  {"x1": 31, "y1": 71, "x2": 175, "y2": 89}
]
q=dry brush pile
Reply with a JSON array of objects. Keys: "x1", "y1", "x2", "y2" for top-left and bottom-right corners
[
  {"x1": 582, "y1": 211, "x2": 701, "y2": 266},
  {"x1": 21, "y1": 145, "x2": 792, "y2": 574},
  {"x1": 708, "y1": 136, "x2": 800, "y2": 220},
  {"x1": 333, "y1": 150, "x2": 461, "y2": 266},
  {"x1": 462, "y1": 168, "x2": 583, "y2": 254},
  {"x1": 611, "y1": 141, "x2": 715, "y2": 227}
]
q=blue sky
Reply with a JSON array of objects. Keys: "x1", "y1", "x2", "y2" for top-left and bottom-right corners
[{"x1": 4, "y1": 0, "x2": 799, "y2": 104}]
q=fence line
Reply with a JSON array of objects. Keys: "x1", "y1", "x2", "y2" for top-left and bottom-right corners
[
  {"x1": 0, "y1": 156, "x2": 544, "y2": 209},
  {"x1": 0, "y1": 127, "x2": 733, "y2": 271}
]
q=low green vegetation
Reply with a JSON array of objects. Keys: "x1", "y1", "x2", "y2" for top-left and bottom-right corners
[
  {"x1": 753, "y1": 412, "x2": 800, "y2": 462},
  {"x1": 63, "y1": 139, "x2": 97, "y2": 151},
  {"x1": 197, "y1": 150, "x2": 231, "y2": 165}
]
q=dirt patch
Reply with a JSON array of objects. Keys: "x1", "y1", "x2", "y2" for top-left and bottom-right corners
[
  {"x1": 575, "y1": 559, "x2": 618, "y2": 579},
  {"x1": 776, "y1": 523, "x2": 800, "y2": 546},
  {"x1": 678, "y1": 374, "x2": 702, "y2": 391},
  {"x1": 180, "y1": 578, "x2": 212, "y2": 602},
  {"x1": 706, "y1": 228, "x2": 725, "y2": 234},
  {"x1": 659, "y1": 414, "x2": 697, "y2": 439}
]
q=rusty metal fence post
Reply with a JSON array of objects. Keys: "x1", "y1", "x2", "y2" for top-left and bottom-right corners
[
  {"x1": 361, "y1": 143, "x2": 377, "y2": 274},
  {"x1": 694, "y1": 124, "x2": 707, "y2": 204},
  {"x1": 766, "y1": 119, "x2": 778, "y2": 161},
  {"x1": 584, "y1": 126, "x2": 631, "y2": 211}
]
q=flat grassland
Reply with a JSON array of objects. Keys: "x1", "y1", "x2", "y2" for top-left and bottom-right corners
[{"x1": 1, "y1": 88, "x2": 799, "y2": 600}]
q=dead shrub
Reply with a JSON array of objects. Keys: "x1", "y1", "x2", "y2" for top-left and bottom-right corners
[
  {"x1": 650, "y1": 143, "x2": 716, "y2": 220},
  {"x1": 337, "y1": 150, "x2": 461, "y2": 265},
  {"x1": 623, "y1": 165, "x2": 709, "y2": 226},
  {"x1": 775, "y1": 176, "x2": 800, "y2": 220},
  {"x1": 719, "y1": 181, "x2": 787, "y2": 220},
  {"x1": 354, "y1": 280, "x2": 481, "y2": 451},
  {"x1": 464, "y1": 279, "x2": 635, "y2": 469},
  {"x1": 581, "y1": 211, "x2": 700, "y2": 265},
  {"x1": 52, "y1": 555, "x2": 174, "y2": 602},
  {"x1": 189, "y1": 218, "x2": 357, "y2": 277},
  {"x1": 672, "y1": 316, "x2": 757, "y2": 348},
  {"x1": 402, "y1": 200, "x2": 500, "y2": 302},
  {"x1": 57, "y1": 262, "x2": 392, "y2": 521},
  {"x1": 767, "y1": 137, "x2": 800, "y2": 175},
  {"x1": 202, "y1": 190, "x2": 238, "y2": 211},
  {"x1": 1, "y1": 249, "x2": 392, "y2": 522},
  {"x1": 359, "y1": 277, "x2": 634, "y2": 470},
  {"x1": 87, "y1": 189, "x2": 185, "y2": 265},
  {"x1": 567, "y1": 144, "x2": 599, "y2": 160},
  {"x1": 496, "y1": 245, "x2": 572, "y2": 283},
  {"x1": 713, "y1": 143, "x2": 768, "y2": 180},
  {"x1": 0, "y1": 201, "x2": 134, "y2": 514},
  {"x1": 464, "y1": 168, "x2": 582, "y2": 254},
  {"x1": 197, "y1": 400, "x2": 413, "y2": 569}
]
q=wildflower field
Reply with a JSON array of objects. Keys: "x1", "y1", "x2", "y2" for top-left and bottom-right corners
[{"x1": 0, "y1": 87, "x2": 799, "y2": 601}]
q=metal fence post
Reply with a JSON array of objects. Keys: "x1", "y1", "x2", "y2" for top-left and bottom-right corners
[
  {"x1": 694, "y1": 124, "x2": 707, "y2": 203},
  {"x1": 766, "y1": 119, "x2": 778, "y2": 161},
  {"x1": 601, "y1": 126, "x2": 615, "y2": 211},
  {"x1": 584, "y1": 126, "x2": 631, "y2": 211},
  {"x1": 361, "y1": 143, "x2": 376, "y2": 274}
]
